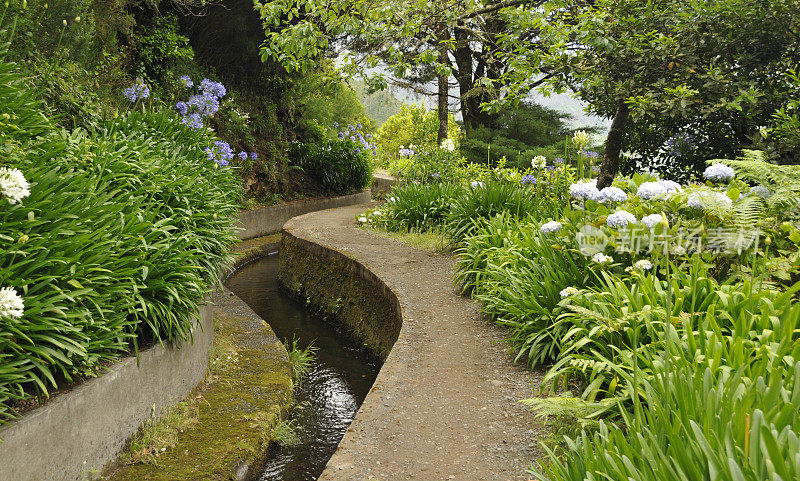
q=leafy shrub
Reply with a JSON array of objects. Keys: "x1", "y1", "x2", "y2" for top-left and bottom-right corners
[
  {"x1": 0, "y1": 59, "x2": 239, "y2": 419},
  {"x1": 384, "y1": 182, "x2": 463, "y2": 232},
  {"x1": 446, "y1": 181, "x2": 550, "y2": 242},
  {"x1": 289, "y1": 139, "x2": 372, "y2": 195},
  {"x1": 375, "y1": 103, "x2": 461, "y2": 165}
]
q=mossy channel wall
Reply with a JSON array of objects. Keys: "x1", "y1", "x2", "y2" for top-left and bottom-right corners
[{"x1": 278, "y1": 233, "x2": 402, "y2": 362}]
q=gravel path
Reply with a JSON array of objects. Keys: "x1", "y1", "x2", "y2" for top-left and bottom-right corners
[{"x1": 283, "y1": 205, "x2": 547, "y2": 481}]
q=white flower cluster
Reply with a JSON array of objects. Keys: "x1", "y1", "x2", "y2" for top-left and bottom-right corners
[
  {"x1": 559, "y1": 286, "x2": 579, "y2": 298},
  {"x1": 358, "y1": 216, "x2": 368, "y2": 223},
  {"x1": 0, "y1": 287, "x2": 24, "y2": 319},
  {"x1": 592, "y1": 253, "x2": 613, "y2": 264},
  {"x1": 750, "y1": 185, "x2": 771, "y2": 199},
  {"x1": 440, "y1": 138, "x2": 456, "y2": 152},
  {"x1": 573, "y1": 130, "x2": 590, "y2": 149},
  {"x1": 0, "y1": 167, "x2": 31, "y2": 204},
  {"x1": 599, "y1": 186, "x2": 628, "y2": 203},
  {"x1": 703, "y1": 163, "x2": 735, "y2": 182},
  {"x1": 569, "y1": 180, "x2": 604, "y2": 202},
  {"x1": 531, "y1": 156, "x2": 547, "y2": 169},
  {"x1": 641, "y1": 213, "x2": 665, "y2": 229},
  {"x1": 606, "y1": 210, "x2": 637, "y2": 228},
  {"x1": 540, "y1": 221, "x2": 562, "y2": 234},
  {"x1": 636, "y1": 180, "x2": 682, "y2": 200},
  {"x1": 470, "y1": 181, "x2": 485, "y2": 189},
  {"x1": 634, "y1": 259, "x2": 653, "y2": 270},
  {"x1": 687, "y1": 191, "x2": 733, "y2": 210}
]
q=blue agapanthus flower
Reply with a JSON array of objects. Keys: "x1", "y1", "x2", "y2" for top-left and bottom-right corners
[
  {"x1": 238, "y1": 151, "x2": 248, "y2": 160},
  {"x1": 175, "y1": 101, "x2": 189, "y2": 116},
  {"x1": 122, "y1": 79, "x2": 150, "y2": 102},
  {"x1": 200, "y1": 79, "x2": 226, "y2": 99},
  {"x1": 179, "y1": 75, "x2": 194, "y2": 88},
  {"x1": 181, "y1": 113, "x2": 204, "y2": 130},
  {"x1": 521, "y1": 174, "x2": 537, "y2": 185},
  {"x1": 250, "y1": 152, "x2": 258, "y2": 160}
]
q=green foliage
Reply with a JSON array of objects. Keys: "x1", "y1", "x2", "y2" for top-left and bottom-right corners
[
  {"x1": 287, "y1": 337, "x2": 316, "y2": 385},
  {"x1": 375, "y1": 104, "x2": 461, "y2": 166},
  {"x1": 445, "y1": 182, "x2": 550, "y2": 242},
  {"x1": 720, "y1": 150, "x2": 800, "y2": 217},
  {"x1": 289, "y1": 139, "x2": 373, "y2": 195},
  {"x1": 299, "y1": 72, "x2": 371, "y2": 135},
  {"x1": 0, "y1": 58, "x2": 240, "y2": 420},
  {"x1": 134, "y1": 14, "x2": 195, "y2": 85},
  {"x1": 384, "y1": 182, "x2": 464, "y2": 232}
]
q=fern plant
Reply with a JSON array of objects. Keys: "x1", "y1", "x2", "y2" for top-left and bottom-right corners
[{"x1": 716, "y1": 150, "x2": 800, "y2": 218}]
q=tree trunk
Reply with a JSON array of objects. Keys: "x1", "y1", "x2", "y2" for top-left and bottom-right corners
[
  {"x1": 597, "y1": 101, "x2": 630, "y2": 189},
  {"x1": 437, "y1": 30, "x2": 449, "y2": 144}
]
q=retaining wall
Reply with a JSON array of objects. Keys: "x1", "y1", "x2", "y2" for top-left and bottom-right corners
[
  {"x1": 0, "y1": 305, "x2": 213, "y2": 481},
  {"x1": 237, "y1": 190, "x2": 371, "y2": 240}
]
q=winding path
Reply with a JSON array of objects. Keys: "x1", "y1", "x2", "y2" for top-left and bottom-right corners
[{"x1": 283, "y1": 205, "x2": 547, "y2": 480}]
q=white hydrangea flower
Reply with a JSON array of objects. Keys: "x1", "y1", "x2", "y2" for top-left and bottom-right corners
[
  {"x1": 634, "y1": 259, "x2": 653, "y2": 270},
  {"x1": 531, "y1": 156, "x2": 547, "y2": 169},
  {"x1": 658, "y1": 180, "x2": 682, "y2": 194},
  {"x1": 751, "y1": 185, "x2": 771, "y2": 199},
  {"x1": 641, "y1": 213, "x2": 665, "y2": 229},
  {"x1": 440, "y1": 138, "x2": 456, "y2": 152},
  {"x1": 569, "y1": 179, "x2": 604, "y2": 202},
  {"x1": 606, "y1": 210, "x2": 637, "y2": 229},
  {"x1": 703, "y1": 163, "x2": 736, "y2": 182},
  {"x1": 470, "y1": 181, "x2": 485, "y2": 189},
  {"x1": 671, "y1": 244, "x2": 687, "y2": 256},
  {"x1": 687, "y1": 191, "x2": 733, "y2": 210},
  {"x1": 0, "y1": 287, "x2": 24, "y2": 319},
  {"x1": 592, "y1": 253, "x2": 613, "y2": 264},
  {"x1": 599, "y1": 186, "x2": 627, "y2": 203},
  {"x1": 358, "y1": 216, "x2": 368, "y2": 223},
  {"x1": 636, "y1": 181, "x2": 668, "y2": 200},
  {"x1": 0, "y1": 167, "x2": 31, "y2": 204},
  {"x1": 559, "y1": 286, "x2": 579, "y2": 298},
  {"x1": 540, "y1": 221, "x2": 562, "y2": 234}
]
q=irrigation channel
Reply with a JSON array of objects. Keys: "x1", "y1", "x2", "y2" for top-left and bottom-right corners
[{"x1": 226, "y1": 249, "x2": 381, "y2": 480}]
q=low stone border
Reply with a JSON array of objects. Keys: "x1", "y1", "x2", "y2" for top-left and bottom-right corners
[
  {"x1": 237, "y1": 190, "x2": 372, "y2": 240},
  {"x1": 0, "y1": 306, "x2": 213, "y2": 481}
]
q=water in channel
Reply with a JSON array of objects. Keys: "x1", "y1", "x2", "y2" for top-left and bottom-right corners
[{"x1": 225, "y1": 251, "x2": 380, "y2": 481}]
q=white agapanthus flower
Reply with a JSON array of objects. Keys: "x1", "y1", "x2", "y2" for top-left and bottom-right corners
[
  {"x1": 358, "y1": 216, "x2": 368, "y2": 223},
  {"x1": 606, "y1": 210, "x2": 637, "y2": 228},
  {"x1": 540, "y1": 221, "x2": 562, "y2": 234},
  {"x1": 531, "y1": 156, "x2": 547, "y2": 169},
  {"x1": 592, "y1": 253, "x2": 613, "y2": 264},
  {"x1": 569, "y1": 179, "x2": 604, "y2": 202},
  {"x1": 634, "y1": 259, "x2": 653, "y2": 270},
  {"x1": 641, "y1": 213, "x2": 666, "y2": 229},
  {"x1": 599, "y1": 186, "x2": 628, "y2": 203},
  {"x1": 636, "y1": 181, "x2": 668, "y2": 200},
  {"x1": 372, "y1": 210, "x2": 382, "y2": 216},
  {"x1": 440, "y1": 138, "x2": 456, "y2": 152},
  {"x1": 0, "y1": 287, "x2": 24, "y2": 319},
  {"x1": 387, "y1": 196, "x2": 397, "y2": 203},
  {"x1": 687, "y1": 191, "x2": 733, "y2": 210},
  {"x1": 703, "y1": 163, "x2": 736, "y2": 182},
  {"x1": 559, "y1": 286, "x2": 579, "y2": 298},
  {"x1": 470, "y1": 181, "x2": 485, "y2": 188},
  {"x1": 573, "y1": 130, "x2": 590, "y2": 149},
  {"x1": 0, "y1": 167, "x2": 31, "y2": 204}
]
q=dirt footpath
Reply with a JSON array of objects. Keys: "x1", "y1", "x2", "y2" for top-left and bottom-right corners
[{"x1": 283, "y1": 205, "x2": 547, "y2": 481}]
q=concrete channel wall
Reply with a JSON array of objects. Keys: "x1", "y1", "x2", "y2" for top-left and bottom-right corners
[
  {"x1": 237, "y1": 190, "x2": 372, "y2": 240},
  {"x1": 0, "y1": 305, "x2": 213, "y2": 481}
]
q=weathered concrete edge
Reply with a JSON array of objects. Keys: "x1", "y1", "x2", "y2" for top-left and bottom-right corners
[
  {"x1": 237, "y1": 190, "x2": 372, "y2": 240},
  {"x1": 0, "y1": 305, "x2": 213, "y2": 481}
]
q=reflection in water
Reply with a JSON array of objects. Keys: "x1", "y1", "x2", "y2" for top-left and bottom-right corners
[{"x1": 226, "y1": 252, "x2": 380, "y2": 481}]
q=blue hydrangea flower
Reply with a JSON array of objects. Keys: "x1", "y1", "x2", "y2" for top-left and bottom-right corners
[
  {"x1": 687, "y1": 191, "x2": 732, "y2": 209},
  {"x1": 703, "y1": 163, "x2": 735, "y2": 182},
  {"x1": 606, "y1": 210, "x2": 637, "y2": 228},
  {"x1": 521, "y1": 174, "x2": 537, "y2": 185},
  {"x1": 570, "y1": 179, "x2": 604, "y2": 202},
  {"x1": 751, "y1": 185, "x2": 770, "y2": 198}
]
